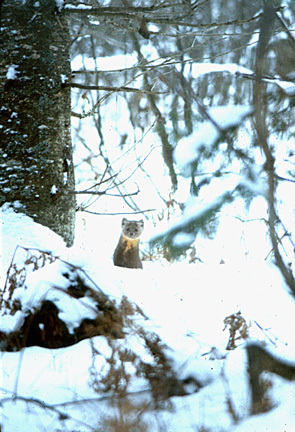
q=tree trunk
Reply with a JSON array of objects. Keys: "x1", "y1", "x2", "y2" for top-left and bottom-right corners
[
  {"x1": 0, "y1": 0, "x2": 76, "y2": 246},
  {"x1": 246, "y1": 343, "x2": 295, "y2": 414}
]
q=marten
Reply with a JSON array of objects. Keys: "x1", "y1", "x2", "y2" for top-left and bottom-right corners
[{"x1": 113, "y1": 218, "x2": 144, "y2": 269}]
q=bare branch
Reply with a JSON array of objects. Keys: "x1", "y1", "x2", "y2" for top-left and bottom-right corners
[
  {"x1": 128, "y1": 34, "x2": 178, "y2": 191},
  {"x1": 236, "y1": 71, "x2": 295, "y2": 96},
  {"x1": 275, "y1": 9, "x2": 295, "y2": 50},
  {"x1": 0, "y1": 392, "x2": 97, "y2": 431},
  {"x1": 74, "y1": 187, "x2": 140, "y2": 197},
  {"x1": 78, "y1": 209, "x2": 156, "y2": 216},
  {"x1": 67, "y1": 82, "x2": 167, "y2": 94},
  {"x1": 63, "y1": 3, "x2": 184, "y2": 15},
  {"x1": 64, "y1": 5, "x2": 282, "y2": 29},
  {"x1": 72, "y1": 38, "x2": 259, "y2": 79}
]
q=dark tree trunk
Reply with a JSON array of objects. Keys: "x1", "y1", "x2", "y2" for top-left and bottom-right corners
[
  {"x1": 247, "y1": 344, "x2": 295, "y2": 414},
  {"x1": 0, "y1": 0, "x2": 76, "y2": 246}
]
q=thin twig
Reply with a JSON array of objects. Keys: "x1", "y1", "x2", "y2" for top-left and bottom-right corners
[
  {"x1": 78, "y1": 209, "x2": 156, "y2": 216},
  {"x1": 65, "y1": 6, "x2": 282, "y2": 30},
  {"x1": 67, "y1": 82, "x2": 167, "y2": 94},
  {"x1": 73, "y1": 187, "x2": 140, "y2": 197},
  {"x1": 0, "y1": 391, "x2": 96, "y2": 431}
]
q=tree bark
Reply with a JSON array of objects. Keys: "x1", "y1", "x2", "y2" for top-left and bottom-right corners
[
  {"x1": 0, "y1": 0, "x2": 76, "y2": 246},
  {"x1": 246, "y1": 343, "x2": 295, "y2": 414}
]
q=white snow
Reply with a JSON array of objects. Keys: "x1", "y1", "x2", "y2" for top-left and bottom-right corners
[
  {"x1": 50, "y1": 185, "x2": 57, "y2": 194},
  {"x1": 55, "y1": 0, "x2": 64, "y2": 11},
  {"x1": 191, "y1": 62, "x2": 295, "y2": 96},
  {"x1": 1, "y1": 206, "x2": 295, "y2": 431},
  {"x1": 2, "y1": 17, "x2": 295, "y2": 430},
  {"x1": 174, "y1": 105, "x2": 253, "y2": 175},
  {"x1": 72, "y1": 53, "x2": 138, "y2": 72},
  {"x1": 0, "y1": 204, "x2": 66, "y2": 283},
  {"x1": 191, "y1": 62, "x2": 253, "y2": 78},
  {"x1": 64, "y1": 3, "x2": 92, "y2": 10},
  {"x1": 273, "y1": 79, "x2": 295, "y2": 95},
  {"x1": 6, "y1": 65, "x2": 19, "y2": 80}
]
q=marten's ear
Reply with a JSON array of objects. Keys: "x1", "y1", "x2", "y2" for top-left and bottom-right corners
[
  {"x1": 122, "y1": 218, "x2": 127, "y2": 226},
  {"x1": 139, "y1": 219, "x2": 144, "y2": 227}
]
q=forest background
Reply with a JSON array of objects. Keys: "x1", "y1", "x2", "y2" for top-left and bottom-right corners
[{"x1": 1, "y1": 0, "x2": 295, "y2": 431}]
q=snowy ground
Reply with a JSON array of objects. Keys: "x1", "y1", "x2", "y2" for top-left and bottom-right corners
[{"x1": 1, "y1": 206, "x2": 295, "y2": 431}]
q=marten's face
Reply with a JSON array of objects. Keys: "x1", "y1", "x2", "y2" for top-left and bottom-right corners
[{"x1": 122, "y1": 218, "x2": 144, "y2": 239}]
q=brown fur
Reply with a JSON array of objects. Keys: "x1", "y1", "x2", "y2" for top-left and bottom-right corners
[{"x1": 113, "y1": 218, "x2": 144, "y2": 269}]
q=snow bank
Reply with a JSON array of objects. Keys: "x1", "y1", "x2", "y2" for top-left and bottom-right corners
[{"x1": 1, "y1": 207, "x2": 295, "y2": 431}]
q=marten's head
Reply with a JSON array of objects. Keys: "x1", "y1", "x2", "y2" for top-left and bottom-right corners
[{"x1": 121, "y1": 218, "x2": 144, "y2": 240}]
